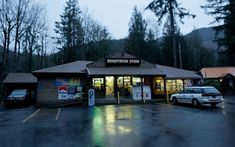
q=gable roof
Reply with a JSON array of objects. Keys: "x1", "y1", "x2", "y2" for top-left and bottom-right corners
[
  {"x1": 3, "y1": 73, "x2": 37, "y2": 83},
  {"x1": 31, "y1": 52, "x2": 201, "y2": 79},
  {"x1": 33, "y1": 61, "x2": 93, "y2": 74},
  {"x1": 200, "y1": 67, "x2": 235, "y2": 78},
  {"x1": 87, "y1": 52, "x2": 155, "y2": 68},
  {"x1": 106, "y1": 52, "x2": 137, "y2": 59},
  {"x1": 86, "y1": 52, "x2": 163, "y2": 75},
  {"x1": 156, "y1": 64, "x2": 201, "y2": 79}
]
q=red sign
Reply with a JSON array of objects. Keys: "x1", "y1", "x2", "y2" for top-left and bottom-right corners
[
  {"x1": 58, "y1": 86, "x2": 68, "y2": 100},
  {"x1": 58, "y1": 86, "x2": 68, "y2": 93}
]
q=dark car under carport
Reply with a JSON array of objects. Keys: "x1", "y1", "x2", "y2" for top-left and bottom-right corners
[{"x1": 3, "y1": 73, "x2": 37, "y2": 105}]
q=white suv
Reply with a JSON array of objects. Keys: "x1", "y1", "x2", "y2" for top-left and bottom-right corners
[{"x1": 170, "y1": 86, "x2": 223, "y2": 107}]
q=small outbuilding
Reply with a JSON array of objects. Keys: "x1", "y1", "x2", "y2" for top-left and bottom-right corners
[
  {"x1": 3, "y1": 73, "x2": 37, "y2": 99},
  {"x1": 200, "y1": 67, "x2": 235, "y2": 94}
]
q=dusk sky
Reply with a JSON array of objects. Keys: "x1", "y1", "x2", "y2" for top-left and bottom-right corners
[{"x1": 38, "y1": 0, "x2": 215, "y2": 39}]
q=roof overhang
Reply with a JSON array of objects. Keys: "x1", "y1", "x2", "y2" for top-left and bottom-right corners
[{"x1": 87, "y1": 67, "x2": 164, "y2": 76}]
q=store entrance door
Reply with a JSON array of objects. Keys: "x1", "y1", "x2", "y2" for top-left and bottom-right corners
[
  {"x1": 105, "y1": 76, "x2": 114, "y2": 98},
  {"x1": 117, "y1": 76, "x2": 131, "y2": 98}
]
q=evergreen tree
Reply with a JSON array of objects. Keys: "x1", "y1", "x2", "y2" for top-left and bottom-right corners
[
  {"x1": 161, "y1": 18, "x2": 195, "y2": 69},
  {"x1": 145, "y1": 29, "x2": 161, "y2": 63},
  {"x1": 54, "y1": 0, "x2": 84, "y2": 64},
  {"x1": 161, "y1": 23, "x2": 173, "y2": 66},
  {"x1": 125, "y1": 7, "x2": 147, "y2": 59},
  {"x1": 202, "y1": 0, "x2": 235, "y2": 66},
  {"x1": 146, "y1": 0, "x2": 195, "y2": 67}
]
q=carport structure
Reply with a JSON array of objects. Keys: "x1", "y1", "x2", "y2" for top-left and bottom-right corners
[{"x1": 3, "y1": 73, "x2": 37, "y2": 99}]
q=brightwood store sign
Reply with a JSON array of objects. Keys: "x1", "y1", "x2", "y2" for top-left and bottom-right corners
[{"x1": 106, "y1": 58, "x2": 140, "y2": 66}]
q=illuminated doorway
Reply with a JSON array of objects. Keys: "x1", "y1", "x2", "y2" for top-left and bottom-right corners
[
  {"x1": 117, "y1": 76, "x2": 131, "y2": 97},
  {"x1": 105, "y1": 76, "x2": 114, "y2": 97}
]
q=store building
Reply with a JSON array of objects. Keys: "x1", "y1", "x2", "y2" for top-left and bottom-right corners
[{"x1": 33, "y1": 52, "x2": 201, "y2": 105}]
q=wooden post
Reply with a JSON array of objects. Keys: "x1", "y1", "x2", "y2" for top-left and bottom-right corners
[
  {"x1": 117, "y1": 91, "x2": 120, "y2": 104},
  {"x1": 163, "y1": 77, "x2": 169, "y2": 103},
  {"x1": 114, "y1": 76, "x2": 118, "y2": 98},
  {"x1": 114, "y1": 76, "x2": 118, "y2": 104},
  {"x1": 141, "y1": 77, "x2": 145, "y2": 103},
  {"x1": 104, "y1": 76, "x2": 106, "y2": 97},
  {"x1": 182, "y1": 79, "x2": 185, "y2": 89}
]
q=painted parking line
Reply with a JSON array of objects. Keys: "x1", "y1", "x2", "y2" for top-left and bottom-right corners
[
  {"x1": 55, "y1": 108, "x2": 61, "y2": 120},
  {"x1": 22, "y1": 109, "x2": 40, "y2": 123}
]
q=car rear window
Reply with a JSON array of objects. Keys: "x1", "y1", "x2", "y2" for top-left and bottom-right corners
[
  {"x1": 11, "y1": 89, "x2": 27, "y2": 96},
  {"x1": 193, "y1": 88, "x2": 202, "y2": 93},
  {"x1": 203, "y1": 88, "x2": 220, "y2": 94}
]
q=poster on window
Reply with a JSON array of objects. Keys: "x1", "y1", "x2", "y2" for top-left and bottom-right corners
[
  {"x1": 58, "y1": 85, "x2": 83, "y2": 100},
  {"x1": 131, "y1": 86, "x2": 151, "y2": 100},
  {"x1": 58, "y1": 86, "x2": 68, "y2": 100}
]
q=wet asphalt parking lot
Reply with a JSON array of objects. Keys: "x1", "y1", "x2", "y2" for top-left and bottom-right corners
[{"x1": 0, "y1": 96, "x2": 235, "y2": 147}]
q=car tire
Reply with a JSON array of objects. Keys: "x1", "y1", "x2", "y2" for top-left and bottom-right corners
[
  {"x1": 172, "y1": 97, "x2": 178, "y2": 105},
  {"x1": 192, "y1": 99, "x2": 200, "y2": 107}
]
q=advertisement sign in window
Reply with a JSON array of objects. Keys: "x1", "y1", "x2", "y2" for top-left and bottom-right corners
[
  {"x1": 131, "y1": 86, "x2": 151, "y2": 100},
  {"x1": 56, "y1": 78, "x2": 83, "y2": 100},
  {"x1": 58, "y1": 85, "x2": 83, "y2": 100},
  {"x1": 58, "y1": 86, "x2": 68, "y2": 100}
]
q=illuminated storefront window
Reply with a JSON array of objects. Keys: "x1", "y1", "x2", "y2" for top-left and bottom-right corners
[
  {"x1": 184, "y1": 80, "x2": 192, "y2": 87},
  {"x1": 153, "y1": 77, "x2": 164, "y2": 95},
  {"x1": 132, "y1": 77, "x2": 141, "y2": 86},
  {"x1": 177, "y1": 80, "x2": 183, "y2": 91},
  {"x1": 155, "y1": 78, "x2": 164, "y2": 91},
  {"x1": 167, "y1": 80, "x2": 183, "y2": 92},
  {"x1": 92, "y1": 78, "x2": 104, "y2": 90},
  {"x1": 153, "y1": 77, "x2": 184, "y2": 95},
  {"x1": 105, "y1": 76, "x2": 114, "y2": 97}
]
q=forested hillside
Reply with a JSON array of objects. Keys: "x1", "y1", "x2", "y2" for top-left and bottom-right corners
[{"x1": 0, "y1": 26, "x2": 222, "y2": 73}]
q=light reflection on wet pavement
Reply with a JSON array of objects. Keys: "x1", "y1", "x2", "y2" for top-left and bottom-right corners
[{"x1": 0, "y1": 96, "x2": 235, "y2": 147}]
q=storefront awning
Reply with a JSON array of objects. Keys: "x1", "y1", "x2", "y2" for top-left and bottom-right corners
[
  {"x1": 156, "y1": 64, "x2": 201, "y2": 79},
  {"x1": 87, "y1": 66, "x2": 164, "y2": 76}
]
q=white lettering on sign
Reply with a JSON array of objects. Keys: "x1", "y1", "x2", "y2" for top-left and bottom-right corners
[
  {"x1": 106, "y1": 58, "x2": 140, "y2": 65},
  {"x1": 107, "y1": 59, "x2": 129, "y2": 64},
  {"x1": 129, "y1": 59, "x2": 140, "y2": 64}
]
